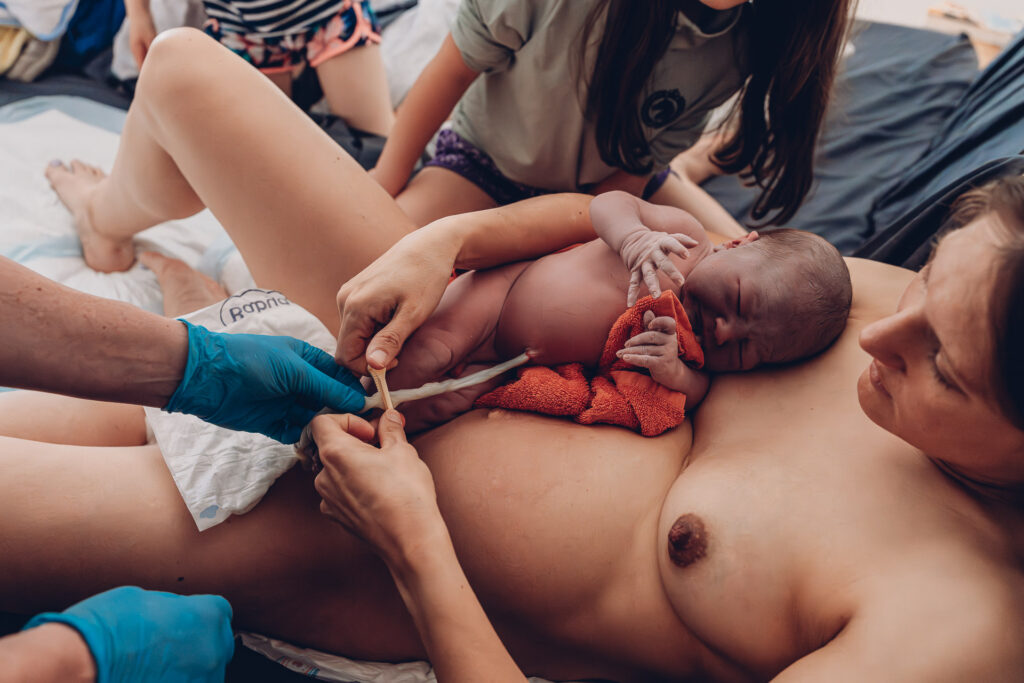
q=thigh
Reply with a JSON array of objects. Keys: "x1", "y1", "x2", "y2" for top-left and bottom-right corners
[
  {"x1": 0, "y1": 391, "x2": 146, "y2": 447},
  {"x1": 316, "y1": 44, "x2": 394, "y2": 137},
  {"x1": 137, "y1": 28, "x2": 416, "y2": 331},
  {"x1": 0, "y1": 436, "x2": 424, "y2": 658},
  {"x1": 396, "y1": 166, "x2": 498, "y2": 227}
]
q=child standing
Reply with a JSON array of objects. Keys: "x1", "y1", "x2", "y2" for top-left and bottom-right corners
[
  {"x1": 371, "y1": 0, "x2": 853, "y2": 229},
  {"x1": 125, "y1": 0, "x2": 394, "y2": 136}
]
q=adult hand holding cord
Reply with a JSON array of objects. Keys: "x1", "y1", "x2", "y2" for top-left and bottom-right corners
[
  {"x1": 311, "y1": 410, "x2": 528, "y2": 683},
  {"x1": 335, "y1": 225, "x2": 460, "y2": 375}
]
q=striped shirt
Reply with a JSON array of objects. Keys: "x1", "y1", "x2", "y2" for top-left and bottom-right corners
[{"x1": 203, "y1": 0, "x2": 350, "y2": 38}]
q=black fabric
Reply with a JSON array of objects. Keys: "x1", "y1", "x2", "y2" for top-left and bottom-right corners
[
  {"x1": 854, "y1": 156, "x2": 1024, "y2": 269},
  {"x1": 869, "y1": 28, "x2": 1024, "y2": 233},
  {"x1": 701, "y1": 21, "x2": 978, "y2": 252}
]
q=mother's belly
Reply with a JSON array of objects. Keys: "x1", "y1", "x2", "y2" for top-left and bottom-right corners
[{"x1": 413, "y1": 409, "x2": 709, "y2": 676}]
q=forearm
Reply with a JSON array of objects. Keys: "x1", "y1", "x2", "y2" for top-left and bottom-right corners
[
  {"x1": 591, "y1": 191, "x2": 710, "y2": 252},
  {"x1": 0, "y1": 624, "x2": 96, "y2": 683},
  {"x1": 426, "y1": 193, "x2": 596, "y2": 271},
  {"x1": 376, "y1": 35, "x2": 478, "y2": 186},
  {"x1": 386, "y1": 526, "x2": 526, "y2": 683},
  {"x1": 0, "y1": 258, "x2": 186, "y2": 406},
  {"x1": 124, "y1": 0, "x2": 152, "y2": 19}
]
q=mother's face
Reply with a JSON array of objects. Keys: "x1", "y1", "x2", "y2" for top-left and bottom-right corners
[{"x1": 857, "y1": 215, "x2": 1024, "y2": 481}]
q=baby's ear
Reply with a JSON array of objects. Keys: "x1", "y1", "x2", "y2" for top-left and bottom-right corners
[{"x1": 717, "y1": 231, "x2": 759, "y2": 251}]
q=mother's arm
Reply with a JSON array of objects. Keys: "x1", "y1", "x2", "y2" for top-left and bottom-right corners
[
  {"x1": 312, "y1": 412, "x2": 528, "y2": 683},
  {"x1": 336, "y1": 193, "x2": 597, "y2": 373}
]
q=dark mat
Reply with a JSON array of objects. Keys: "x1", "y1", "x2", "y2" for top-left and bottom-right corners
[{"x1": 701, "y1": 21, "x2": 979, "y2": 252}]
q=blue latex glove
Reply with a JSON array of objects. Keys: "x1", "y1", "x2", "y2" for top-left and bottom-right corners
[
  {"x1": 22, "y1": 586, "x2": 234, "y2": 683},
  {"x1": 165, "y1": 321, "x2": 366, "y2": 443}
]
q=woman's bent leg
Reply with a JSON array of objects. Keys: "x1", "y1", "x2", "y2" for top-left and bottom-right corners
[
  {"x1": 73, "y1": 28, "x2": 415, "y2": 330},
  {"x1": 395, "y1": 167, "x2": 498, "y2": 227},
  {"x1": 0, "y1": 436, "x2": 425, "y2": 659}
]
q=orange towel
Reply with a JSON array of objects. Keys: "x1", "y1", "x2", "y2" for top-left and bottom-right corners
[{"x1": 475, "y1": 291, "x2": 704, "y2": 436}]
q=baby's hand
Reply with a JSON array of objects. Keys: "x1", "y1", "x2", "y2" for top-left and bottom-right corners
[
  {"x1": 617, "y1": 311, "x2": 687, "y2": 388},
  {"x1": 618, "y1": 227, "x2": 697, "y2": 306}
]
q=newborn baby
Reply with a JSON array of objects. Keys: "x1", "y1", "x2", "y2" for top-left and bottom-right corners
[{"x1": 385, "y1": 191, "x2": 852, "y2": 430}]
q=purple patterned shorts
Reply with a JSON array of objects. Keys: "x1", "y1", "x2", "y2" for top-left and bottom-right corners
[{"x1": 424, "y1": 129, "x2": 673, "y2": 205}]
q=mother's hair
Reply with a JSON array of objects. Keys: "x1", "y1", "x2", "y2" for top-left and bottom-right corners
[{"x1": 948, "y1": 174, "x2": 1024, "y2": 429}]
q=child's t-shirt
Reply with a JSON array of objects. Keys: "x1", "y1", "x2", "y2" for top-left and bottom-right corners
[{"x1": 449, "y1": 0, "x2": 750, "y2": 192}]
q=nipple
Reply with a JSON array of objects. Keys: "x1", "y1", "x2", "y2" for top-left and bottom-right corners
[{"x1": 667, "y1": 514, "x2": 708, "y2": 568}]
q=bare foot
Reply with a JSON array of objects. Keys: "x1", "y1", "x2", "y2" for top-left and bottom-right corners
[
  {"x1": 46, "y1": 160, "x2": 136, "y2": 273},
  {"x1": 139, "y1": 251, "x2": 228, "y2": 317}
]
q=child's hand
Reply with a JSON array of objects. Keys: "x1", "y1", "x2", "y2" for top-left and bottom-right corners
[
  {"x1": 618, "y1": 226, "x2": 697, "y2": 306},
  {"x1": 617, "y1": 311, "x2": 687, "y2": 387},
  {"x1": 129, "y1": 14, "x2": 158, "y2": 69}
]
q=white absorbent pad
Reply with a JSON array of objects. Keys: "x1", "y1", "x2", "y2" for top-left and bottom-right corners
[
  {"x1": 143, "y1": 289, "x2": 335, "y2": 531},
  {"x1": 240, "y1": 633, "x2": 562, "y2": 683},
  {"x1": 0, "y1": 101, "x2": 251, "y2": 314}
]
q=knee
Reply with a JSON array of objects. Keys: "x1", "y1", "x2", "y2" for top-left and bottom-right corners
[{"x1": 137, "y1": 28, "x2": 221, "y2": 104}]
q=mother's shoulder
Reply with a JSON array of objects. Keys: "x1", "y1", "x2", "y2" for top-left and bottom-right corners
[{"x1": 845, "y1": 257, "x2": 915, "y2": 322}]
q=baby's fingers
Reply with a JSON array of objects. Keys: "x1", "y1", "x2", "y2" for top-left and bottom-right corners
[
  {"x1": 652, "y1": 251, "x2": 685, "y2": 288},
  {"x1": 645, "y1": 315, "x2": 677, "y2": 334},
  {"x1": 616, "y1": 351, "x2": 661, "y2": 370},
  {"x1": 627, "y1": 270, "x2": 642, "y2": 307},
  {"x1": 671, "y1": 234, "x2": 696, "y2": 251},
  {"x1": 642, "y1": 262, "x2": 661, "y2": 300},
  {"x1": 619, "y1": 338, "x2": 671, "y2": 355}
]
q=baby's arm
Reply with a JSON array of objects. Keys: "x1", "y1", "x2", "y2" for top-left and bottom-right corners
[
  {"x1": 124, "y1": 0, "x2": 156, "y2": 69},
  {"x1": 617, "y1": 311, "x2": 710, "y2": 408},
  {"x1": 590, "y1": 191, "x2": 710, "y2": 305},
  {"x1": 371, "y1": 34, "x2": 479, "y2": 196}
]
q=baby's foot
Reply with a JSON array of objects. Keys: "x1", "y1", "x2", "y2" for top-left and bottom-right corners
[
  {"x1": 139, "y1": 251, "x2": 228, "y2": 317},
  {"x1": 45, "y1": 160, "x2": 135, "y2": 273}
]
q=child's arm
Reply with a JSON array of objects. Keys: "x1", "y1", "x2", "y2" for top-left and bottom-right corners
[
  {"x1": 590, "y1": 191, "x2": 710, "y2": 306},
  {"x1": 124, "y1": 0, "x2": 157, "y2": 69},
  {"x1": 370, "y1": 34, "x2": 480, "y2": 196},
  {"x1": 617, "y1": 311, "x2": 710, "y2": 407}
]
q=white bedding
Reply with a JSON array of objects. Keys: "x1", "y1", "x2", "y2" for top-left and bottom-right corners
[{"x1": 0, "y1": 98, "x2": 250, "y2": 313}]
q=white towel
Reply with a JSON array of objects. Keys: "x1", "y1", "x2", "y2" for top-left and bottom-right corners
[{"x1": 0, "y1": 0, "x2": 78, "y2": 41}]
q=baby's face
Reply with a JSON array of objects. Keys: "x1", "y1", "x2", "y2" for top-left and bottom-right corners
[{"x1": 681, "y1": 243, "x2": 793, "y2": 372}]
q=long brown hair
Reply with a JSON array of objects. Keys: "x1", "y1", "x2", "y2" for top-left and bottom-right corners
[{"x1": 580, "y1": 0, "x2": 855, "y2": 225}]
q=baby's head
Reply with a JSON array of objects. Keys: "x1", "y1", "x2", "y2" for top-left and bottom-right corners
[{"x1": 681, "y1": 229, "x2": 852, "y2": 372}]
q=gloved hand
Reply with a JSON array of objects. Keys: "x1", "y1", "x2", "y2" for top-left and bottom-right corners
[
  {"x1": 22, "y1": 586, "x2": 234, "y2": 683},
  {"x1": 165, "y1": 321, "x2": 366, "y2": 443}
]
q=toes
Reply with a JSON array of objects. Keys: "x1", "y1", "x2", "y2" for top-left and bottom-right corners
[
  {"x1": 139, "y1": 250, "x2": 171, "y2": 274},
  {"x1": 44, "y1": 160, "x2": 68, "y2": 182}
]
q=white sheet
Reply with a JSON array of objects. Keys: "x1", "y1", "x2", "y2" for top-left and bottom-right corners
[{"x1": 0, "y1": 106, "x2": 244, "y2": 313}]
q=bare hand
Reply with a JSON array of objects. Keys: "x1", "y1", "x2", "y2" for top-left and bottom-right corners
[
  {"x1": 129, "y1": 16, "x2": 158, "y2": 69},
  {"x1": 616, "y1": 311, "x2": 686, "y2": 387},
  {"x1": 617, "y1": 228, "x2": 697, "y2": 306},
  {"x1": 335, "y1": 228, "x2": 458, "y2": 375},
  {"x1": 312, "y1": 411, "x2": 446, "y2": 560}
]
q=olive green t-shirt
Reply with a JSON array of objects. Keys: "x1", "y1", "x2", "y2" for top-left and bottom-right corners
[{"x1": 450, "y1": 0, "x2": 749, "y2": 192}]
